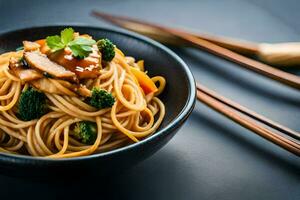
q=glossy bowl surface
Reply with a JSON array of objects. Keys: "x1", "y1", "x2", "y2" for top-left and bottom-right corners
[{"x1": 0, "y1": 25, "x2": 196, "y2": 179}]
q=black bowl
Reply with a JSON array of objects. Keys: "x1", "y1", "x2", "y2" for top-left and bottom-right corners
[{"x1": 0, "y1": 25, "x2": 196, "y2": 179}]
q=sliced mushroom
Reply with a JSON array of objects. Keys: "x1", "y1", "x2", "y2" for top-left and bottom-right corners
[
  {"x1": 9, "y1": 57, "x2": 43, "y2": 83},
  {"x1": 31, "y1": 78, "x2": 73, "y2": 96},
  {"x1": 24, "y1": 51, "x2": 77, "y2": 81},
  {"x1": 31, "y1": 78, "x2": 63, "y2": 95},
  {"x1": 23, "y1": 41, "x2": 40, "y2": 52},
  {"x1": 16, "y1": 69, "x2": 43, "y2": 83},
  {"x1": 31, "y1": 78, "x2": 91, "y2": 97}
]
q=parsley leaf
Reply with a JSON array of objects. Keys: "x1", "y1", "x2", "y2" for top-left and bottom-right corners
[
  {"x1": 68, "y1": 37, "x2": 96, "y2": 58},
  {"x1": 68, "y1": 37, "x2": 96, "y2": 46},
  {"x1": 61, "y1": 28, "x2": 74, "y2": 45},
  {"x1": 16, "y1": 46, "x2": 24, "y2": 51},
  {"x1": 46, "y1": 35, "x2": 65, "y2": 51},
  {"x1": 46, "y1": 27, "x2": 95, "y2": 59},
  {"x1": 69, "y1": 45, "x2": 91, "y2": 59},
  {"x1": 81, "y1": 45, "x2": 93, "y2": 51}
]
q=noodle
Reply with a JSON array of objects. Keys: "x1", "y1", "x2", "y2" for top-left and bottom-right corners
[{"x1": 0, "y1": 38, "x2": 166, "y2": 158}]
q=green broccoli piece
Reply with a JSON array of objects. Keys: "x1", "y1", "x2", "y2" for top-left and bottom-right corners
[
  {"x1": 88, "y1": 87, "x2": 115, "y2": 109},
  {"x1": 73, "y1": 121, "x2": 97, "y2": 144},
  {"x1": 18, "y1": 87, "x2": 47, "y2": 121},
  {"x1": 97, "y1": 38, "x2": 115, "y2": 62}
]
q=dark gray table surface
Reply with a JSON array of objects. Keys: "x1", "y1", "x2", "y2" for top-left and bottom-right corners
[{"x1": 0, "y1": 0, "x2": 299, "y2": 199}]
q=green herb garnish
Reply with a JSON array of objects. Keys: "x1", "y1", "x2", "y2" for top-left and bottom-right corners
[
  {"x1": 46, "y1": 28, "x2": 96, "y2": 59},
  {"x1": 19, "y1": 57, "x2": 29, "y2": 68},
  {"x1": 16, "y1": 46, "x2": 24, "y2": 51},
  {"x1": 43, "y1": 72, "x2": 53, "y2": 78}
]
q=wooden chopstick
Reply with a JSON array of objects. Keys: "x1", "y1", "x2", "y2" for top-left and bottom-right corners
[
  {"x1": 92, "y1": 11, "x2": 259, "y2": 55},
  {"x1": 197, "y1": 84, "x2": 300, "y2": 156},
  {"x1": 173, "y1": 31, "x2": 300, "y2": 90},
  {"x1": 92, "y1": 11, "x2": 300, "y2": 90},
  {"x1": 197, "y1": 84, "x2": 300, "y2": 140}
]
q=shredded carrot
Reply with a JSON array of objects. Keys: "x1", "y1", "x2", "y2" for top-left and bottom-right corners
[{"x1": 130, "y1": 67, "x2": 158, "y2": 95}]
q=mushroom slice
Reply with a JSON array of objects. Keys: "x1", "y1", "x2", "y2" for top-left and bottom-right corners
[
  {"x1": 31, "y1": 78, "x2": 91, "y2": 97},
  {"x1": 23, "y1": 41, "x2": 40, "y2": 52},
  {"x1": 31, "y1": 78, "x2": 67, "y2": 95},
  {"x1": 16, "y1": 69, "x2": 43, "y2": 83},
  {"x1": 24, "y1": 51, "x2": 77, "y2": 81},
  {"x1": 9, "y1": 57, "x2": 43, "y2": 83}
]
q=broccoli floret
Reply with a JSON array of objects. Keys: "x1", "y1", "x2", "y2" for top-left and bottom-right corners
[
  {"x1": 73, "y1": 121, "x2": 97, "y2": 144},
  {"x1": 88, "y1": 87, "x2": 115, "y2": 109},
  {"x1": 18, "y1": 87, "x2": 47, "y2": 121},
  {"x1": 97, "y1": 38, "x2": 115, "y2": 62}
]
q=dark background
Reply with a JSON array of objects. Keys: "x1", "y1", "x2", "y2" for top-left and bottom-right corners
[{"x1": 0, "y1": 0, "x2": 299, "y2": 199}]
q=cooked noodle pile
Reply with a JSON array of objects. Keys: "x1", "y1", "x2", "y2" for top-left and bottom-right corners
[{"x1": 0, "y1": 32, "x2": 166, "y2": 158}]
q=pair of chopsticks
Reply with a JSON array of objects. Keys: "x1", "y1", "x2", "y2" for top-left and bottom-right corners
[
  {"x1": 197, "y1": 84, "x2": 300, "y2": 155},
  {"x1": 92, "y1": 11, "x2": 300, "y2": 156},
  {"x1": 92, "y1": 11, "x2": 300, "y2": 90}
]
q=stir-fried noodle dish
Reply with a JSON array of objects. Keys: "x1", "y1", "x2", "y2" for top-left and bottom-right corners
[{"x1": 0, "y1": 28, "x2": 166, "y2": 158}]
